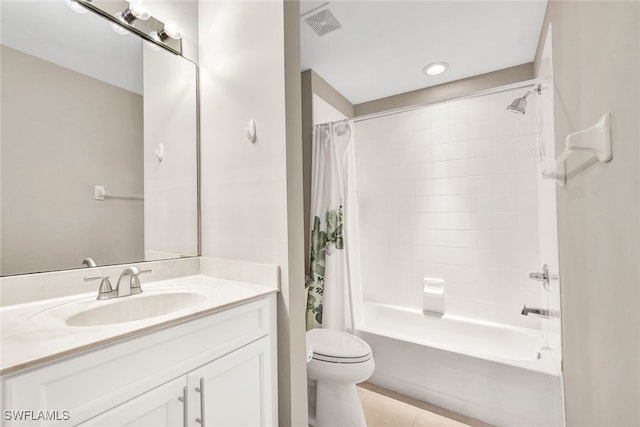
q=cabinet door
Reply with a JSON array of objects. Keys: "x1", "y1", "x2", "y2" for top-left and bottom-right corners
[
  {"x1": 188, "y1": 337, "x2": 275, "y2": 427},
  {"x1": 78, "y1": 377, "x2": 187, "y2": 427}
]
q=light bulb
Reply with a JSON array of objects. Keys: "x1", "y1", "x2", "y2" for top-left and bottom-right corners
[
  {"x1": 129, "y1": 1, "x2": 150, "y2": 20},
  {"x1": 163, "y1": 19, "x2": 183, "y2": 39},
  {"x1": 119, "y1": 1, "x2": 149, "y2": 24}
]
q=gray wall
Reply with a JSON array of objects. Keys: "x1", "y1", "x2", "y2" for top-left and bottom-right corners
[
  {"x1": 1, "y1": 45, "x2": 144, "y2": 275},
  {"x1": 355, "y1": 63, "x2": 534, "y2": 116},
  {"x1": 534, "y1": 2, "x2": 640, "y2": 426}
]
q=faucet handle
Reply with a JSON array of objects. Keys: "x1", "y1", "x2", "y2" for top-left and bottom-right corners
[
  {"x1": 85, "y1": 275, "x2": 114, "y2": 300},
  {"x1": 130, "y1": 269, "x2": 151, "y2": 295},
  {"x1": 528, "y1": 264, "x2": 550, "y2": 291}
]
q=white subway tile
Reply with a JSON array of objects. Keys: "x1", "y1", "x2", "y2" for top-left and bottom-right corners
[
  {"x1": 453, "y1": 157, "x2": 493, "y2": 177},
  {"x1": 494, "y1": 193, "x2": 517, "y2": 212},
  {"x1": 514, "y1": 155, "x2": 538, "y2": 172},
  {"x1": 518, "y1": 123, "x2": 538, "y2": 137},
  {"x1": 413, "y1": 262, "x2": 473, "y2": 286},
  {"x1": 413, "y1": 246, "x2": 475, "y2": 265},
  {"x1": 413, "y1": 138, "x2": 490, "y2": 163},
  {"x1": 396, "y1": 110, "x2": 430, "y2": 132},
  {"x1": 406, "y1": 212, "x2": 472, "y2": 230},
  {"x1": 514, "y1": 173, "x2": 537, "y2": 192},
  {"x1": 396, "y1": 180, "x2": 416, "y2": 197},
  {"x1": 409, "y1": 126, "x2": 449, "y2": 147},
  {"x1": 415, "y1": 176, "x2": 491, "y2": 196},
  {"x1": 472, "y1": 213, "x2": 494, "y2": 230},
  {"x1": 472, "y1": 266, "x2": 503, "y2": 287},
  {"x1": 491, "y1": 175, "x2": 514, "y2": 193},
  {"x1": 471, "y1": 176, "x2": 493, "y2": 193},
  {"x1": 473, "y1": 248, "x2": 498, "y2": 267},
  {"x1": 468, "y1": 120, "x2": 492, "y2": 138},
  {"x1": 468, "y1": 104, "x2": 492, "y2": 122},
  {"x1": 491, "y1": 135, "x2": 515, "y2": 155},
  {"x1": 396, "y1": 147, "x2": 414, "y2": 165},
  {"x1": 413, "y1": 195, "x2": 472, "y2": 212},
  {"x1": 493, "y1": 213, "x2": 518, "y2": 232},
  {"x1": 415, "y1": 177, "x2": 468, "y2": 195},
  {"x1": 430, "y1": 107, "x2": 454, "y2": 126},
  {"x1": 448, "y1": 104, "x2": 469, "y2": 124},
  {"x1": 448, "y1": 123, "x2": 470, "y2": 142},
  {"x1": 491, "y1": 155, "x2": 515, "y2": 174},
  {"x1": 412, "y1": 229, "x2": 477, "y2": 247},
  {"x1": 517, "y1": 191, "x2": 537, "y2": 212},
  {"x1": 473, "y1": 231, "x2": 494, "y2": 248},
  {"x1": 471, "y1": 194, "x2": 494, "y2": 212}
]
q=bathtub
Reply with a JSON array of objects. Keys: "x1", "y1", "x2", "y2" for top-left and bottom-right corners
[{"x1": 357, "y1": 302, "x2": 564, "y2": 427}]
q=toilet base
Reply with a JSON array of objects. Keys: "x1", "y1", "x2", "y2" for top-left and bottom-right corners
[{"x1": 312, "y1": 379, "x2": 366, "y2": 427}]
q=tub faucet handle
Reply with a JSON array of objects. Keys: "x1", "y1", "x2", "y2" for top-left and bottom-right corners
[{"x1": 528, "y1": 264, "x2": 550, "y2": 291}]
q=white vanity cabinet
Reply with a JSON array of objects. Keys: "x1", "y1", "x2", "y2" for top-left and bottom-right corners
[
  {"x1": 78, "y1": 377, "x2": 186, "y2": 426},
  {"x1": 187, "y1": 338, "x2": 273, "y2": 426},
  {"x1": 1, "y1": 295, "x2": 277, "y2": 427}
]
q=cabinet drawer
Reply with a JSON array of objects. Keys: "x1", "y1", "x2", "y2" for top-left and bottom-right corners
[{"x1": 2, "y1": 295, "x2": 274, "y2": 426}]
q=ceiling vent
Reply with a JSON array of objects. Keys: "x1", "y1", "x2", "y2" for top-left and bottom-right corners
[{"x1": 302, "y1": 4, "x2": 343, "y2": 37}]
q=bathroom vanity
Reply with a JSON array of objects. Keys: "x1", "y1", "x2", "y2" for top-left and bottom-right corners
[{"x1": 0, "y1": 274, "x2": 278, "y2": 427}]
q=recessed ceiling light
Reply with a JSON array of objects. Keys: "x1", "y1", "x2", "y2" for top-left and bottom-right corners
[{"x1": 423, "y1": 62, "x2": 449, "y2": 76}]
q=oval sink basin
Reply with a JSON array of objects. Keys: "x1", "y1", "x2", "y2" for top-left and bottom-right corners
[{"x1": 65, "y1": 292, "x2": 207, "y2": 327}]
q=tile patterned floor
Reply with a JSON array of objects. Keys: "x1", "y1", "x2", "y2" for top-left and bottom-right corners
[{"x1": 357, "y1": 383, "x2": 493, "y2": 427}]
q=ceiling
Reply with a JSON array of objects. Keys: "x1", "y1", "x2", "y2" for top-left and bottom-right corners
[{"x1": 300, "y1": 0, "x2": 547, "y2": 105}]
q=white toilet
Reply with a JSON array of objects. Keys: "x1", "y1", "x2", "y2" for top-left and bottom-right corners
[{"x1": 307, "y1": 328, "x2": 375, "y2": 427}]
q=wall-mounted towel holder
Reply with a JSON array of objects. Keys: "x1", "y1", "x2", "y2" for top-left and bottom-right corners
[
  {"x1": 94, "y1": 185, "x2": 143, "y2": 201},
  {"x1": 542, "y1": 113, "x2": 612, "y2": 186}
]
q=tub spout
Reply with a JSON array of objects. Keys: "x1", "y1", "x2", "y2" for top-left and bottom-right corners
[{"x1": 521, "y1": 305, "x2": 549, "y2": 318}]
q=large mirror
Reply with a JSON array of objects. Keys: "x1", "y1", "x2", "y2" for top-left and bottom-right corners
[{"x1": 0, "y1": 1, "x2": 198, "y2": 276}]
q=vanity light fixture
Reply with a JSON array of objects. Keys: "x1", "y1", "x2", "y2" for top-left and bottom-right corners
[
  {"x1": 423, "y1": 61, "x2": 449, "y2": 76},
  {"x1": 74, "y1": 0, "x2": 183, "y2": 55}
]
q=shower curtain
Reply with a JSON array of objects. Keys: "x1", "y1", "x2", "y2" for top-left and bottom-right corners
[{"x1": 306, "y1": 121, "x2": 363, "y2": 333}]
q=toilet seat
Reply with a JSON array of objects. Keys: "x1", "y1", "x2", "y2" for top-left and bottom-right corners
[{"x1": 307, "y1": 328, "x2": 372, "y2": 364}]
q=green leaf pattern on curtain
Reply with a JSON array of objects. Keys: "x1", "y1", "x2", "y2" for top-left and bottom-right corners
[{"x1": 306, "y1": 206, "x2": 344, "y2": 330}]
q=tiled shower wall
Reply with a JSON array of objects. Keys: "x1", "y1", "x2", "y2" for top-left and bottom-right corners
[{"x1": 354, "y1": 89, "x2": 543, "y2": 329}]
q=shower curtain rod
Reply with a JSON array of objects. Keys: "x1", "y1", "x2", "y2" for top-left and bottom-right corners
[
  {"x1": 317, "y1": 118, "x2": 350, "y2": 126},
  {"x1": 351, "y1": 78, "x2": 545, "y2": 124}
]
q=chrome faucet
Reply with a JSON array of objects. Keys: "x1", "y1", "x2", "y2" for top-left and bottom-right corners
[
  {"x1": 82, "y1": 257, "x2": 97, "y2": 268},
  {"x1": 116, "y1": 266, "x2": 150, "y2": 297},
  {"x1": 85, "y1": 266, "x2": 151, "y2": 300},
  {"x1": 521, "y1": 305, "x2": 549, "y2": 318}
]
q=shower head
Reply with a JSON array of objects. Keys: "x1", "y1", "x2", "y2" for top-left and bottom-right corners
[
  {"x1": 507, "y1": 90, "x2": 532, "y2": 115},
  {"x1": 506, "y1": 85, "x2": 541, "y2": 115}
]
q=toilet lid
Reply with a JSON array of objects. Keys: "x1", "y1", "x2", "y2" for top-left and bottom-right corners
[{"x1": 307, "y1": 329, "x2": 372, "y2": 363}]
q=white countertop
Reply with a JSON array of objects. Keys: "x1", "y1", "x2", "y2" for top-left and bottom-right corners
[{"x1": 0, "y1": 275, "x2": 277, "y2": 375}]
